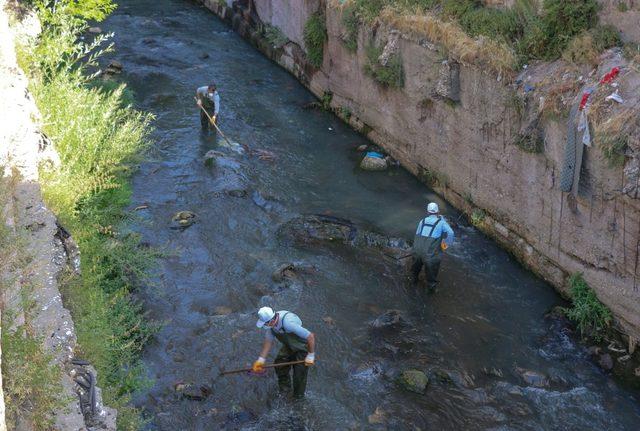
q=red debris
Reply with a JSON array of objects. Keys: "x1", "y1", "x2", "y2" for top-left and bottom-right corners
[
  {"x1": 599, "y1": 67, "x2": 620, "y2": 85},
  {"x1": 579, "y1": 92, "x2": 591, "y2": 111}
]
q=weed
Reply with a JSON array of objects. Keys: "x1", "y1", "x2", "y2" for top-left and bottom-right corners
[
  {"x1": 562, "y1": 32, "x2": 599, "y2": 66},
  {"x1": 599, "y1": 134, "x2": 628, "y2": 167},
  {"x1": 463, "y1": 192, "x2": 474, "y2": 205},
  {"x1": 303, "y1": 12, "x2": 327, "y2": 68},
  {"x1": 590, "y1": 24, "x2": 622, "y2": 52},
  {"x1": 341, "y1": 3, "x2": 359, "y2": 52},
  {"x1": 321, "y1": 91, "x2": 333, "y2": 110},
  {"x1": 364, "y1": 44, "x2": 404, "y2": 88},
  {"x1": 340, "y1": 106, "x2": 352, "y2": 120},
  {"x1": 563, "y1": 273, "x2": 612, "y2": 341},
  {"x1": 263, "y1": 24, "x2": 288, "y2": 49},
  {"x1": 17, "y1": 0, "x2": 158, "y2": 428},
  {"x1": 617, "y1": 1, "x2": 629, "y2": 12},
  {"x1": 1, "y1": 178, "x2": 65, "y2": 430},
  {"x1": 1, "y1": 325, "x2": 65, "y2": 430},
  {"x1": 514, "y1": 132, "x2": 544, "y2": 153},
  {"x1": 471, "y1": 209, "x2": 485, "y2": 226}
]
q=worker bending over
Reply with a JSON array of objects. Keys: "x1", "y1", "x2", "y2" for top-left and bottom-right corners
[
  {"x1": 411, "y1": 202, "x2": 455, "y2": 292},
  {"x1": 195, "y1": 82, "x2": 220, "y2": 131},
  {"x1": 253, "y1": 307, "x2": 315, "y2": 398}
]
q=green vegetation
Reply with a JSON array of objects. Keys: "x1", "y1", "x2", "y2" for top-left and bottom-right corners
[
  {"x1": 341, "y1": 3, "x2": 359, "y2": 52},
  {"x1": 264, "y1": 24, "x2": 288, "y2": 49},
  {"x1": 0, "y1": 178, "x2": 65, "y2": 430},
  {"x1": 471, "y1": 208, "x2": 485, "y2": 226},
  {"x1": 563, "y1": 273, "x2": 612, "y2": 341},
  {"x1": 15, "y1": 0, "x2": 157, "y2": 428},
  {"x1": 321, "y1": 91, "x2": 333, "y2": 110},
  {"x1": 364, "y1": 44, "x2": 404, "y2": 88},
  {"x1": 514, "y1": 132, "x2": 544, "y2": 153},
  {"x1": 617, "y1": 1, "x2": 629, "y2": 12},
  {"x1": 599, "y1": 135, "x2": 628, "y2": 167},
  {"x1": 340, "y1": 106, "x2": 352, "y2": 120},
  {"x1": 303, "y1": 12, "x2": 327, "y2": 68},
  {"x1": 342, "y1": 0, "x2": 620, "y2": 67}
]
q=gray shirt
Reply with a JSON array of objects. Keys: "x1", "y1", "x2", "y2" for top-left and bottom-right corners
[
  {"x1": 264, "y1": 310, "x2": 311, "y2": 341},
  {"x1": 196, "y1": 86, "x2": 220, "y2": 115}
]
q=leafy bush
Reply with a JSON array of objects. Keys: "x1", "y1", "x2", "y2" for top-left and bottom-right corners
[
  {"x1": 563, "y1": 273, "x2": 612, "y2": 340},
  {"x1": 303, "y1": 12, "x2": 327, "y2": 68},
  {"x1": 562, "y1": 32, "x2": 600, "y2": 65},
  {"x1": 538, "y1": 0, "x2": 599, "y2": 59},
  {"x1": 471, "y1": 209, "x2": 485, "y2": 226},
  {"x1": 364, "y1": 44, "x2": 404, "y2": 88},
  {"x1": 65, "y1": 0, "x2": 117, "y2": 21}
]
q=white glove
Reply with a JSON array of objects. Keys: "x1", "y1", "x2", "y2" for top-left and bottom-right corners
[{"x1": 305, "y1": 352, "x2": 315, "y2": 366}]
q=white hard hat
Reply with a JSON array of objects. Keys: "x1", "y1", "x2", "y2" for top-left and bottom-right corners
[
  {"x1": 427, "y1": 202, "x2": 439, "y2": 214},
  {"x1": 256, "y1": 306, "x2": 276, "y2": 328}
]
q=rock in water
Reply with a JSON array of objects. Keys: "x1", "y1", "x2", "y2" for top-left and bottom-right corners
[
  {"x1": 598, "y1": 353, "x2": 614, "y2": 371},
  {"x1": 518, "y1": 369, "x2": 549, "y2": 387},
  {"x1": 272, "y1": 263, "x2": 296, "y2": 282},
  {"x1": 360, "y1": 154, "x2": 388, "y2": 171},
  {"x1": 397, "y1": 370, "x2": 429, "y2": 394},
  {"x1": 171, "y1": 211, "x2": 196, "y2": 229},
  {"x1": 370, "y1": 309, "x2": 408, "y2": 330},
  {"x1": 368, "y1": 407, "x2": 386, "y2": 424},
  {"x1": 88, "y1": 27, "x2": 102, "y2": 34}
]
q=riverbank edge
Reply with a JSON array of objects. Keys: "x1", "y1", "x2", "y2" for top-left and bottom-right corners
[
  {"x1": 197, "y1": 0, "x2": 640, "y2": 351},
  {"x1": 0, "y1": 2, "x2": 117, "y2": 429}
]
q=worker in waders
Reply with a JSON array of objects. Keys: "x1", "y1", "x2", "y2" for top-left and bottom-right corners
[
  {"x1": 195, "y1": 83, "x2": 220, "y2": 131},
  {"x1": 411, "y1": 202, "x2": 455, "y2": 292},
  {"x1": 252, "y1": 307, "x2": 316, "y2": 399}
]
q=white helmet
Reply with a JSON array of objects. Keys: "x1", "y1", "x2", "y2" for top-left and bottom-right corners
[
  {"x1": 427, "y1": 202, "x2": 439, "y2": 214},
  {"x1": 256, "y1": 306, "x2": 276, "y2": 328}
]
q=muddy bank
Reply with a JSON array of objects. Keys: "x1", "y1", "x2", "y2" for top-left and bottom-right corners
[{"x1": 201, "y1": 0, "x2": 640, "y2": 345}]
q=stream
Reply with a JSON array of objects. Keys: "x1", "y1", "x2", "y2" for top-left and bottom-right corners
[{"x1": 103, "y1": 0, "x2": 640, "y2": 429}]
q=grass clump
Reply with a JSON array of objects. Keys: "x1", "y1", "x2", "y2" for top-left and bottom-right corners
[
  {"x1": 264, "y1": 24, "x2": 288, "y2": 49},
  {"x1": 341, "y1": 3, "x2": 359, "y2": 52},
  {"x1": 1, "y1": 320, "x2": 65, "y2": 430},
  {"x1": 303, "y1": 12, "x2": 327, "y2": 68},
  {"x1": 514, "y1": 132, "x2": 544, "y2": 153},
  {"x1": 17, "y1": 0, "x2": 157, "y2": 428},
  {"x1": 1, "y1": 178, "x2": 65, "y2": 430},
  {"x1": 563, "y1": 273, "x2": 612, "y2": 341},
  {"x1": 364, "y1": 44, "x2": 404, "y2": 88},
  {"x1": 471, "y1": 209, "x2": 485, "y2": 226}
]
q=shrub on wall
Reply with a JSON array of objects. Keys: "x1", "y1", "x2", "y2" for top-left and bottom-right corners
[
  {"x1": 303, "y1": 12, "x2": 327, "y2": 68},
  {"x1": 364, "y1": 44, "x2": 404, "y2": 88},
  {"x1": 563, "y1": 273, "x2": 612, "y2": 341}
]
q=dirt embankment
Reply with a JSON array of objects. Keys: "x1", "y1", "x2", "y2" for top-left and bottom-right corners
[
  {"x1": 202, "y1": 0, "x2": 640, "y2": 345},
  {"x1": 0, "y1": 2, "x2": 115, "y2": 429}
]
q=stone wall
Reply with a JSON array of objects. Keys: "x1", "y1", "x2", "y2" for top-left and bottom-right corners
[{"x1": 199, "y1": 0, "x2": 640, "y2": 344}]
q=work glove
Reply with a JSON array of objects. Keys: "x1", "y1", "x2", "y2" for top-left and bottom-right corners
[
  {"x1": 441, "y1": 242, "x2": 448, "y2": 251},
  {"x1": 252, "y1": 357, "x2": 265, "y2": 373},
  {"x1": 196, "y1": 99, "x2": 202, "y2": 107},
  {"x1": 304, "y1": 352, "x2": 315, "y2": 367},
  {"x1": 211, "y1": 115, "x2": 217, "y2": 125}
]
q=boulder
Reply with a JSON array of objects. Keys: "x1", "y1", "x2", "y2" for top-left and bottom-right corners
[
  {"x1": 171, "y1": 211, "x2": 196, "y2": 229},
  {"x1": 360, "y1": 154, "x2": 388, "y2": 171},
  {"x1": 104, "y1": 60, "x2": 123, "y2": 75},
  {"x1": 203, "y1": 150, "x2": 224, "y2": 167},
  {"x1": 225, "y1": 189, "x2": 247, "y2": 198},
  {"x1": 397, "y1": 369, "x2": 429, "y2": 394},
  {"x1": 370, "y1": 309, "x2": 408, "y2": 330},
  {"x1": 175, "y1": 383, "x2": 212, "y2": 401},
  {"x1": 213, "y1": 306, "x2": 232, "y2": 316},
  {"x1": 272, "y1": 263, "x2": 297, "y2": 282},
  {"x1": 356, "y1": 144, "x2": 369, "y2": 152},
  {"x1": 517, "y1": 368, "x2": 549, "y2": 387}
]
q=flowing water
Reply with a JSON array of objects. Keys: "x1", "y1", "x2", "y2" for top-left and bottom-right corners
[{"x1": 103, "y1": 0, "x2": 640, "y2": 429}]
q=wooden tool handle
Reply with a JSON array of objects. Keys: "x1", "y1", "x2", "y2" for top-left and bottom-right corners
[{"x1": 219, "y1": 360, "x2": 307, "y2": 376}]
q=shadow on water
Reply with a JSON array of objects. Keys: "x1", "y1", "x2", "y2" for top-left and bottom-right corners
[{"x1": 103, "y1": 0, "x2": 640, "y2": 429}]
